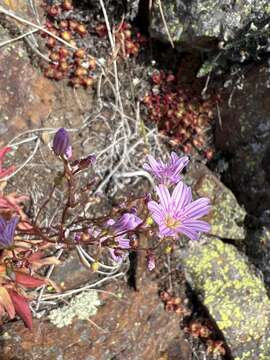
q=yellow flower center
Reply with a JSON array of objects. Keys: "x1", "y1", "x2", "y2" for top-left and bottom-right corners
[{"x1": 165, "y1": 215, "x2": 181, "y2": 229}]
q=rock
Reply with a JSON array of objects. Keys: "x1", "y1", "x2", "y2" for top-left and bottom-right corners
[
  {"x1": 149, "y1": 0, "x2": 270, "y2": 46},
  {"x1": 0, "y1": 8, "x2": 93, "y2": 146},
  {"x1": 182, "y1": 237, "x2": 270, "y2": 360},
  {"x1": 0, "y1": 278, "x2": 192, "y2": 360},
  {"x1": 51, "y1": 251, "x2": 93, "y2": 291},
  {"x1": 246, "y1": 226, "x2": 270, "y2": 288},
  {"x1": 187, "y1": 162, "x2": 246, "y2": 241},
  {"x1": 215, "y1": 65, "x2": 270, "y2": 215},
  {"x1": 0, "y1": 24, "x2": 55, "y2": 145}
]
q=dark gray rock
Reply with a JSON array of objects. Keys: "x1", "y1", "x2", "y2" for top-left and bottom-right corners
[
  {"x1": 215, "y1": 65, "x2": 270, "y2": 215},
  {"x1": 150, "y1": 0, "x2": 270, "y2": 46}
]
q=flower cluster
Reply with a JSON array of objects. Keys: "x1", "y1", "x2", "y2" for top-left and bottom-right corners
[
  {"x1": 0, "y1": 127, "x2": 211, "y2": 330},
  {"x1": 144, "y1": 152, "x2": 211, "y2": 241},
  {"x1": 143, "y1": 70, "x2": 218, "y2": 159},
  {"x1": 185, "y1": 320, "x2": 226, "y2": 356},
  {"x1": 160, "y1": 290, "x2": 191, "y2": 317}
]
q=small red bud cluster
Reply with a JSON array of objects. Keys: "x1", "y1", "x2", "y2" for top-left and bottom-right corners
[
  {"x1": 41, "y1": 1, "x2": 95, "y2": 88},
  {"x1": 95, "y1": 22, "x2": 146, "y2": 59},
  {"x1": 143, "y1": 70, "x2": 219, "y2": 159},
  {"x1": 160, "y1": 290, "x2": 191, "y2": 317},
  {"x1": 185, "y1": 320, "x2": 212, "y2": 338},
  {"x1": 185, "y1": 320, "x2": 226, "y2": 357},
  {"x1": 206, "y1": 339, "x2": 226, "y2": 356}
]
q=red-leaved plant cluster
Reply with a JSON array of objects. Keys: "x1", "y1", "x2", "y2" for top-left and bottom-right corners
[
  {"x1": 42, "y1": 0, "x2": 96, "y2": 87},
  {"x1": 143, "y1": 70, "x2": 220, "y2": 159},
  {"x1": 185, "y1": 320, "x2": 226, "y2": 357},
  {"x1": 95, "y1": 21, "x2": 146, "y2": 59},
  {"x1": 41, "y1": 0, "x2": 145, "y2": 87}
]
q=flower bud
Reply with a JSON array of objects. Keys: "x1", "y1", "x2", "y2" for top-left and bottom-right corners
[
  {"x1": 76, "y1": 24, "x2": 87, "y2": 36},
  {"x1": 62, "y1": 0, "x2": 73, "y2": 11},
  {"x1": 59, "y1": 47, "x2": 69, "y2": 58},
  {"x1": 74, "y1": 48, "x2": 85, "y2": 59},
  {"x1": 146, "y1": 216, "x2": 154, "y2": 226},
  {"x1": 54, "y1": 173, "x2": 64, "y2": 186},
  {"x1": 75, "y1": 154, "x2": 96, "y2": 171},
  {"x1": 61, "y1": 31, "x2": 72, "y2": 42},
  {"x1": 91, "y1": 261, "x2": 99, "y2": 272},
  {"x1": 52, "y1": 128, "x2": 70, "y2": 156},
  {"x1": 164, "y1": 245, "x2": 172, "y2": 254}
]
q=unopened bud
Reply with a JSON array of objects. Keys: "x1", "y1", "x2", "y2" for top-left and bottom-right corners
[
  {"x1": 146, "y1": 216, "x2": 154, "y2": 226},
  {"x1": 52, "y1": 128, "x2": 71, "y2": 156},
  {"x1": 130, "y1": 238, "x2": 138, "y2": 248},
  {"x1": 54, "y1": 173, "x2": 64, "y2": 186},
  {"x1": 78, "y1": 154, "x2": 96, "y2": 170},
  {"x1": 91, "y1": 261, "x2": 99, "y2": 272},
  {"x1": 81, "y1": 232, "x2": 90, "y2": 242},
  {"x1": 164, "y1": 245, "x2": 172, "y2": 254}
]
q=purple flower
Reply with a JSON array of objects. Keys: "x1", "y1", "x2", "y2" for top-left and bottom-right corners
[
  {"x1": 106, "y1": 213, "x2": 143, "y2": 262},
  {"x1": 0, "y1": 216, "x2": 19, "y2": 248},
  {"x1": 148, "y1": 182, "x2": 211, "y2": 241},
  {"x1": 109, "y1": 213, "x2": 142, "y2": 235},
  {"x1": 143, "y1": 152, "x2": 189, "y2": 186},
  {"x1": 52, "y1": 128, "x2": 71, "y2": 156},
  {"x1": 88, "y1": 213, "x2": 142, "y2": 263}
]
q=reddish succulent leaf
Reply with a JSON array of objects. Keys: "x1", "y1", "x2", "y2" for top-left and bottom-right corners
[
  {"x1": 8, "y1": 290, "x2": 33, "y2": 330},
  {"x1": 28, "y1": 252, "x2": 61, "y2": 270},
  {"x1": 17, "y1": 220, "x2": 33, "y2": 231},
  {"x1": 15, "y1": 272, "x2": 45, "y2": 288},
  {"x1": 0, "y1": 264, "x2": 6, "y2": 275},
  {"x1": 0, "y1": 286, "x2": 15, "y2": 319},
  {"x1": 27, "y1": 251, "x2": 43, "y2": 262},
  {"x1": 0, "y1": 303, "x2": 5, "y2": 317},
  {"x1": 0, "y1": 147, "x2": 15, "y2": 178},
  {"x1": 31, "y1": 256, "x2": 61, "y2": 269},
  {"x1": 0, "y1": 193, "x2": 28, "y2": 215}
]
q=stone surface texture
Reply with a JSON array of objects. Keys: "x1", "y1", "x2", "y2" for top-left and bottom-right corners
[
  {"x1": 215, "y1": 66, "x2": 270, "y2": 215},
  {"x1": 187, "y1": 162, "x2": 246, "y2": 241},
  {"x1": 0, "y1": 278, "x2": 191, "y2": 360},
  {"x1": 150, "y1": 0, "x2": 270, "y2": 45},
  {"x1": 183, "y1": 237, "x2": 270, "y2": 360}
]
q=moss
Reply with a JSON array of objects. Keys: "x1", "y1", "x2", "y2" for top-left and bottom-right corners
[{"x1": 183, "y1": 238, "x2": 270, "y2": 359}]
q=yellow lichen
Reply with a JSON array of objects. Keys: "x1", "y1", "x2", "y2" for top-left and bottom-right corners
[{"x1": 184, "y1": 238, "x2": 270, "y2": 358}]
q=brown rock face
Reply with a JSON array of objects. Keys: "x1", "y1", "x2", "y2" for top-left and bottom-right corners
[
  {"x1": 0, "y1": 278, "x2": 191, "y2": 360},
  {"x1": 0, "y1": 22, "x2": 55, "y2": 143}
]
